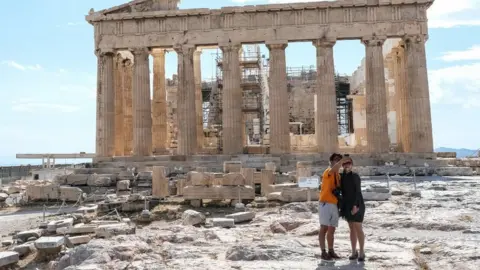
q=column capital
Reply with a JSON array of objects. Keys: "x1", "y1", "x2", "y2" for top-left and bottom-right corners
[
  {"x1": 266, "y1": 43, "x2": 288, "y2": 51},
  {"x1": 173, "y1": 44, "x2": 196, "y2": 55},
  {"x1": 402, "y1": 34, "x2": 428, "y2": 44},
  {"x1": 194, "y1": 49, "x2": 202, "y2": 56},
  {"x1": 312, "y1": 37, "x2": 336, "y2": 48},
  {"x1": 122, "y1": 58, "x2": 133, "y2": 68},
  {"x1": 218, "y1": 43, "x2": 242, "y2": 53},
  {"x1": 150, "y1": 48, "x2": 166, "y2": 57},
  {"x1": 129, "y1": 47, "x2": 150, "y2": 56},
  {"x1": 95, "y1": 48, "x2": 115, "y2": 57},
  {"x1": 361, "y1": 36, "x2": 387, "y2": 47}
]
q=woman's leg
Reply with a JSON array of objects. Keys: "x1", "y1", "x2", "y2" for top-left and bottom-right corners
[
  {"x1": 348, "y1": 222, "x2": 357, "y2": 257},
  {"x1": 353, "y1": 222, "x2": 365, "y2": 257}
]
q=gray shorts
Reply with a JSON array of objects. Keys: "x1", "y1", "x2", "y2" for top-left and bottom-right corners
[{"x1": 319, "y1": 202, "x2": 339, "y2": 227}]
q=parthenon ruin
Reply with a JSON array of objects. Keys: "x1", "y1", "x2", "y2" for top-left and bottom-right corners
[{"x1": 86, "y1": 0, "x2": 434, "y2": 161}]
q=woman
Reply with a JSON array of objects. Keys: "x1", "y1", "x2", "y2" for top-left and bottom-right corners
[{"x1": 340, "y1": 157, "x2": 366, "y2": 261}]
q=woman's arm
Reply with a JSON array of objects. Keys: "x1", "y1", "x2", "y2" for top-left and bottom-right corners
[{"x1": 353, "y1": 173, "x2": 362, "y2": 207}]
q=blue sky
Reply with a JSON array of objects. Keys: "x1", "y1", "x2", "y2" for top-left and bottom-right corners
[{"x1": 1, "y1": 0, "x2": 479, "y2": 165}]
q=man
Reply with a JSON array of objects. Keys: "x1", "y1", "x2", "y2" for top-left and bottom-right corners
[{"x1": 319, "y1": 153, "x2": 349, "y2": 260}]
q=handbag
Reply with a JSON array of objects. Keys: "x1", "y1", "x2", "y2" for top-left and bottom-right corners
[{"x1": 332, "y1": 174, "x2": 344, "y2": 217}]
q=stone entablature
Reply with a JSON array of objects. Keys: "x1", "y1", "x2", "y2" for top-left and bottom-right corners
[{"x1": 86, "y1": 0, "x2": 432, "y2": 50}]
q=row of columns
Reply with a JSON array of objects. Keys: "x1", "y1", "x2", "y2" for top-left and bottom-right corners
[
  {"x1": 95, "y1": 34, "x2": 432, "y2": 157},
  {"x1": 362, "y1": 35, "x2": 433, "y2": 153}
]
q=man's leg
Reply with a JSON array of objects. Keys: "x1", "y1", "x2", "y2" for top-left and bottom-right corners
[
  {"x1": 319, "y1": 203, "x2": 332, "y2": 260},
  {"x1": 353, "y1": 222, "x2": 365, "y2": 258},
  {"x1": 327, "y1": 203, "x2": 341, "y2": 259},
  {"x1": 319, "y1": 225, "x2": 328, "y2": 252},
  {"x1": 348, "y1": 222, "x2": 358, "y2": 259}
]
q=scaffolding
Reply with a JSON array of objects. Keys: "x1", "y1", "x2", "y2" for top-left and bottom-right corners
[
  {"x1": 201, "y1": 45, "x2": 265, "y2": 151},
  {"x1": 285, "y1": 66, "x2": 353, "y2": 135}
]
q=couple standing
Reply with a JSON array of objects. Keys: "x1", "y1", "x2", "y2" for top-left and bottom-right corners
[{"x1": 318, "y1": 153, "x2": 366, "y2": 262}]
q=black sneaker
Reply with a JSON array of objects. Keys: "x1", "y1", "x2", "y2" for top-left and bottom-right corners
[
  {"x1": 349, "y1": 251, "x2": 359, "y2": 260},
  {"x1": 328, "y1": 250, "x2": 341, "y2": 260},
  {"x1": 358, "y1": 254, "x2": 366, "y2": 262},
  {"x1": 321, "y1": 252, "x2": 333, "y2": 261}
]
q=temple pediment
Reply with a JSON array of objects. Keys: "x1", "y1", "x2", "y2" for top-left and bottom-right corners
[{"x1": 90, "y1": 0, "x2": 180, "y2": 16}]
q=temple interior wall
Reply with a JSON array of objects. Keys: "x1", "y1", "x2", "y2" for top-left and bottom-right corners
[{"x1": 349, "y1": 38, "x2": 403, "y2": 148}]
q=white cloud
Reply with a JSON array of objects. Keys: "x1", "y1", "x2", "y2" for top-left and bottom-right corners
[
  {"x1": 438, "y1": 45, "x2": 480, "y2": 62},
  {"x1": 429, "y1": 62, "x2": 480, "y2": 108},
  {"x1": 1, "y1": 61, "x2": 42, "y2": 71},
  {"x1": 428, "y1": 0, "x2": 480, "y2": 28},
  {"x1": 56, "y1": 22, "x2": 86, "y2": 28}
]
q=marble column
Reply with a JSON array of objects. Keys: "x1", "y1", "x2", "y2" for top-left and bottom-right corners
[
  {"x1": 392, "y1": 46, "x2": 407, "y2": 152},
  {"x1": 152, "y1": 49, "x2": 168, "y2": 154},
  {"x1": 220, "y1": 43, "x2": 243, "y2": 155},
  {"x1": 95, "y1": 52, "x2": 103, "y2": 157},
  {"x1": 313, "y1": 38, "x2": 339, "y2": 153},
  {"x1": 194, "y1": 50, "x2": 204, "y2": 150},
  {"x1": 403, "y1": 35, "x2": 434, "y2": 153},
  {"x1": 174, "y1": 44, "x2": 197, "y2": 155},
  {"x1": 114, "y1": 55, "x2": 125, "y2": 156},
  {"x1": 362, "y1": 36, "x2": 390, "y2": 153},
  {"x1": 131, "y1": 48, "x2": 153, "y2": 157},
  {"x1": 266, "y1": 42, "x2": 290, "y2": 154},
  {"x1": 95, "y1": 50, "x2": 115, "y2": 157},
  {"x1": 123, "y1": 59, "x2": 134, "y2": 156}
]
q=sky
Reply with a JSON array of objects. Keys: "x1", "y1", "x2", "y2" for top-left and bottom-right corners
[{"x1": 0, "y1": 0, "x2": 479, "y2": 165}]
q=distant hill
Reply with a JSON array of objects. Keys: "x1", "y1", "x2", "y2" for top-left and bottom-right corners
[{"x1": 435, "y1": 147, "x2": 478, "y2": 158}]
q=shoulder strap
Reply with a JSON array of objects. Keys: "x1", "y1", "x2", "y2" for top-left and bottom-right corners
[{"x1": 334, "y1": 173, "x2": 339, "y2": 187}]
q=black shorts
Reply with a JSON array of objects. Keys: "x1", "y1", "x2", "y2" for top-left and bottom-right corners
[{"x1": 343, "y1": 206, "x2": 365, "y2": 223}]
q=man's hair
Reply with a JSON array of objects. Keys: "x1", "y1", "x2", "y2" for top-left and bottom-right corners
[{"x1": 329, "y1": 153, "x2": 343, "y2": 163}]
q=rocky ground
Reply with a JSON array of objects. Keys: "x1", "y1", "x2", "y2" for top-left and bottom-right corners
[{"x1": 1, "y1": 176, "x2": 480, "y2": 270}]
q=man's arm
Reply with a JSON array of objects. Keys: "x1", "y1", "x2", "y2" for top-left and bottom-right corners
[{"x1": 329, "y1": 157, "x2": 348, "y2": 175}]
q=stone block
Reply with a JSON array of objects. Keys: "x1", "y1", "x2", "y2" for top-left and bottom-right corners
[
  {"x1": 13, "y1": 244, "x2": 32, "y2": 257},
  {"x1": 261, "y1": 170, "x2": 274, "y2": 196},
  {"x1": 210, "y1": 218, "x2": 235, "y2": 228},
  {"x1": 363, "y1": 192, "x2": 391, "y2": 201},
  {"x1": 67, "y1": 224, "x2": 96, "y2": 234},
  {"x1": 241, "y1": 168, "x2": 255, "y2": 187},
  {"x1": 26, "y1": 185, "x2": 59, "y2": 201},
  {"x1": 267, "y1": 192, "x2": 283, "y2": 201},
  {"x1": 0, "y1": 251, "x2": 19, "y2": 267},
  {"x1": 16, "y1": 229, "x2": 43, "y2": 242},
  {"x1": 137, "y1": 171, "x2": 153, "y2": 180},
  {"x1": 225, "y1": 212, "x2": 255, "y2": 223},
  {"x1": 59, "y1": 186, "x2": 83, "y2": 202},
  {"x1": 186, "y1": 171, "x2": 213, "y2": 186},
  {"x1": 221, "y1": 173, "x2": 246, "y2": 186},
  {"x1": 121, "y1": 201, "x2": 145, "y2": 212},
  {"x1": 66, "y1": 174, "x2": 89, "y2": 186},
  {"x1": 68, "y1": 235, "x2": 91, "y2": 245},
  {"x1": 152, "y1": 167, "x2": 169, "y2": 198},
  {"x1": 5, "y1": 186, "x2": 21, "y2": 194},
  {"x1": 117, "y1": 180, "x2": 130, "y2": 191},
  {"x1": 265, "y1": 162, "x2": 276, "y2": 172},
  {"x1": 253, "y1": 172, "x2": 262, "y2": 184},
  {"x1": 95, "y1": 223, "x2": 135, "y2": 238},
  {"x1": 47, "y1": 218, "x2": 74, "y2": 233},
  {"x1": 0, "y1": 193, "x2": 8, "y2": 202},
  {"x1": 182, "y1": 210, "x2": 206, "y2": 225},
  {"x1": 223, "y1": 161, "x2": 242, "y2": 173},
  {"x1": 117, "y1": 171, "x2": 135, "y2": 180},
  {"x1": 34, "y1": 237, "x2": 64, "y2": 250},
  {"x1": 87, "y1": 174, "x2": 116, "y2": 187},
  {"x1": 434, "y1": 167, "x2": 473, "y2": 176},
  {"x1": 183, "y1": 186, "x2": 255, "y2": 200},
  {"x1": 76, "y1": 205, "x2": 98, "y2": 216},
  {"x1": 280, "y1": 188, "x2": 319, "y2": 202},
  {"x1": 53, "y1": 175, "x2": 68, "y2": 185}
]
